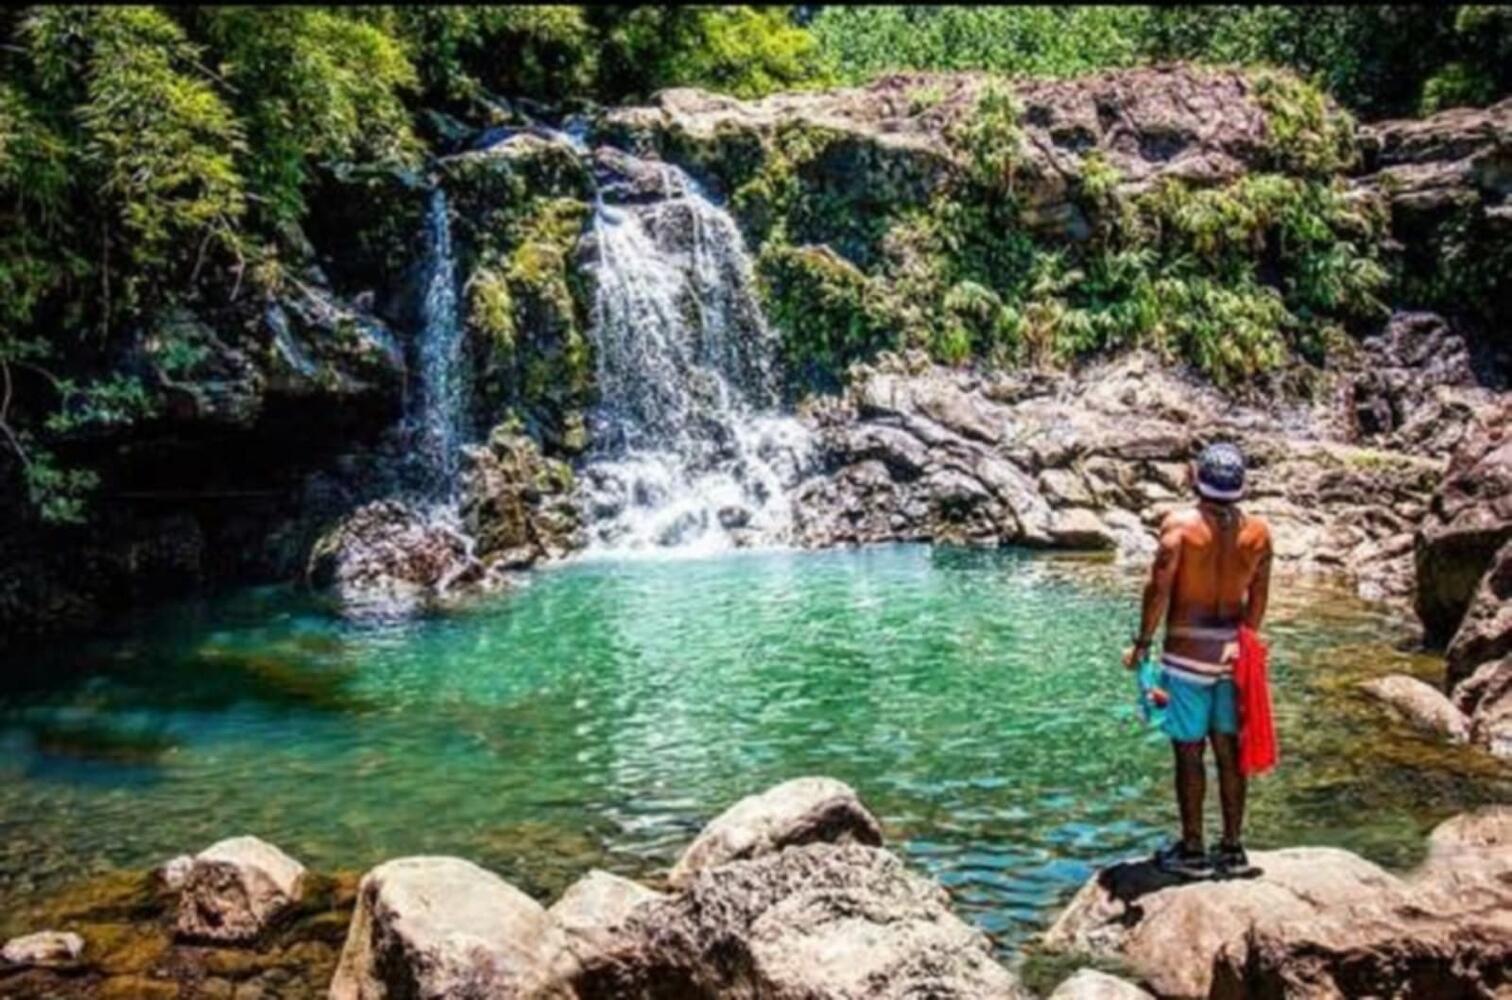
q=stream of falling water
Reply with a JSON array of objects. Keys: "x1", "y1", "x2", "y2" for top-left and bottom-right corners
[{"x1": 575, "y1": 149, "x2": 814, "y2": 555}]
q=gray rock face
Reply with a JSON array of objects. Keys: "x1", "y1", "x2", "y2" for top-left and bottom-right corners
[
  {"x1": 1359, "y1": 673, "x2": 1469, "y2": 742},
  {"x1": 1454, "y1": 656, "x2": 1512, "y2": 759},
  {"x1": 791, "y1": 352, "x2": 1445, "y2": 605},
  {"x1": 1043, "y1": 808, "x2": 1512, "y2": 1000},
  {"x1": 175, "y1": 835, "x2": 307, "y2": 944},
  {"x1": 1, "y1": 931, "x2": 85, "y2": 968},
  {"x1": 459, "y1": 425, "x2": 583, "y2": 569},
  {"x1": 668, "y1": 776, "x2": 884, "y2": 888},
  {"x1": 573, "y1": 843, "x2": 1027, "y2": 1000},
  {"x1": 329, "y1": 856, "x2": 572, "y2": 1000}
]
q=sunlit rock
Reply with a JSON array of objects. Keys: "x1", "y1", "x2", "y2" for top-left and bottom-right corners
[
  {"x1": 330, "y1": 856, "x2": 570, "y2": 1000},
  {"x1": 176, "y1": 835, "x2": 307, "y2": 944},
  {"x1": 1047, "y1": 968, "x2": 1154, "y2": 1000},
  {"x1": 668, "y1": 776, "x2": 883, "y2": 888}
]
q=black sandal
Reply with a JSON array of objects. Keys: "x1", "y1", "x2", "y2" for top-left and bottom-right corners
[
  {"x1": 1211, "y1": 840, "x2": 1261, "y2": 879},
  {"x1": 1153, "y1": 840, "x2": 1213, "y2": 880}
]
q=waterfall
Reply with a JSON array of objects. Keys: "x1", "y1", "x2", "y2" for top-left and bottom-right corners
[
  {"x1": 577, "y1": 150, "x2": 813, "y2": 555},
  {"x1": 409, "y1": 187, "x2": 466, "y2": 501}
]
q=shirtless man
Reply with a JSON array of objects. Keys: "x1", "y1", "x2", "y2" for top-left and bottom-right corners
[{"x1": 1123, "y1": 442, "x2": 1272, "y2": 879}]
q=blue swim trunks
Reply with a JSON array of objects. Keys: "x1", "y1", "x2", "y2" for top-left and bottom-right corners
[{"x1": 1159, "y1": 669, "x2": 1238, "y2": 742}]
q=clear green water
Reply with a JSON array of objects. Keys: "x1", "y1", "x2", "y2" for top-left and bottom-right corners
[{"x1": 1, "y1": 545, "x2": 1506, "y2": 951}]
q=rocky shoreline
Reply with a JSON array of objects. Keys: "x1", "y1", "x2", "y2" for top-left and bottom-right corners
[{"x1": 3, "y1": 777, "x2": 1508, "y2": 999}]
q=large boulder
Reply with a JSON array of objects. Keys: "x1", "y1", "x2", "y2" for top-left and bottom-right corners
[
  {"x1": 547, "y1": 870, "x2": 663, "y2": 969},
  {"x1": 1358, "y1": 673, "x2": 1469, "y2": 742},
  {"x1": 573, "y1": 843, "x2": 1027, "y2": 999},
  {"x1": 1041, "y1": 848, "x2": 1404, "y2": 999},
  {"x1": 175, "y1": 836, "x2": 307, "y2": 944},
  {"x1": 330, "y1": 856, "x2": 571, "y2": 1000},
  {"x1": 1415, "y1": 402, "x2": 1512, "y2": 645},
  {"x1": 667, "y1": 776, "x2": 884, "y2": 888},
  {"x1": 306, "y1": 500, "x2": 481, "y2": 617},
  {"x1": 1044, "y1": 809, "x2": 1512, "y2": 999}
]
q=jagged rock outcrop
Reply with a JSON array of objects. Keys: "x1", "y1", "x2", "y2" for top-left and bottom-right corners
[
  {"x1": 608, "y1": 66, "x2": 1281, "y2": 235},
  {"x1": 1445, "y1": 538, "x2": 1512, "y2": 686},
  {"x1": 330, "y1": 856, "x2": 572, "y2": 1000},
  {"x1": 1455, "y1": 655, "x2": 1512, "y2": 758},
  {"x1": 1415, "y1": 401, "x2": 1512, "y2": 648},
  {"x1": 1042, "y1": 806, "x2": 1512, "y2": 999},
  {"x1": 791, "y1": 351, "x2": 1445, "y2": 603},
  {"x1": 667, "y1": 775, "x2": 885, "y2": 888},
  {"x1": 1359, "y1": 673, "x2": 1470, "y2": 742},
  {"x1": 460, "y1": 424, "x2": 584, "y2": 569},
  {"x1": 174, "y1": 835, "x2": 307, "y2": 944}
]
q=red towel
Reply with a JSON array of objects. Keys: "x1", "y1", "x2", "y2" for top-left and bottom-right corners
[{"x1": 1234, "y1": 625, "x2": 1278, "y2": 776}]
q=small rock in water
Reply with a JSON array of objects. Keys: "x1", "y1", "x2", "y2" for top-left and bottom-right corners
[
  {"x1": 176, "y1": 835, "x2": 306, "y2": 944},
  {"x1": 717, "y1": 504, "x2": 752, "y2": 529},
  {"x1": 2, "y1": 930, "x2": 85, "y2": 967},
  {"x1": 156, "y1": 853, "x2": 194, "y2": 892},
  {"x1": 1359, "y1": 673, "x2": 1470, "y2": 742}
]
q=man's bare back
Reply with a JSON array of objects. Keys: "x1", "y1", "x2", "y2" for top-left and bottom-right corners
[{"x1": 1161, "y1": 506, "x2": 1272, "y2": 667}]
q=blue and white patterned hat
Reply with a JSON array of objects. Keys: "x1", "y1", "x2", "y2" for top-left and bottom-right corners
[{"x1": 1195, "y1": 442, "x2": 1246, "y2": 501}]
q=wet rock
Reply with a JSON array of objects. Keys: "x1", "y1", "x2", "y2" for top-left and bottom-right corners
[
  {"x1": 330, "y1": 856, "x2": 571, "y2": 1000},
  {"x1": 460, "y1": 424, "x2": 583, "y2": 569},
  {"x1": 1047, "y1": 968, "x2": 1154, "y2": 1000},
  {"x1": 668, "y1": 775, "x2": 883, "y2": 888},
  {"x1": 1445, "y1": 538, "x2": 1512, "y2": 689},
  {"x1": 176, "y1": 836, "x2": 307, "y2": 944},
  {"x1": 156, "y1": 854, "x2": 194, "y2": 892},
  {"x1": 2, "y1": 931, "x2": 85, "y2": 968},
  {"x1": 1415, "y1": 402, "x2": 1512, "y2": 646},
  {"x1": 575, "y1": 843, "x2": 1026, "y2": 999},
  {"x1": 305, "y1": 500, "x2": 481, "y2": 617},
  {"x1": 1345, "y1": 311, "x2": 1485, "y2": 453},
  {"x1": 1358, "y1": 673, "x2": 1469, "y2": 742}
]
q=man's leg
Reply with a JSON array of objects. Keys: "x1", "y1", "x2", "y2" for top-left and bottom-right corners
[
  {"x1": 1172, "y1": 739, "x2": 1206, "y2": 848},
  {"x1": 1209, "y1": 731, "x2": 1245, "y2": 845}
]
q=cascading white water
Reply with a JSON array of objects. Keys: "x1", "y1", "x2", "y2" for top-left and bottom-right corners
[
  {"x1": 577, "y1": 151, "x2": 813, "y2": 555},
  {"x1": 410, "y1": 188, "x2": 467, "y2": 500}
]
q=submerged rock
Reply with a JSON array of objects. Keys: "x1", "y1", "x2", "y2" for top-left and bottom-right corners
[
  {"x1": 1, "y1": 931, "x2": 85, "y2": 968},
  {"x1": 1043, "y1": 808, "x2": 1512, "y2": 999},
  {"x1": 667, "y1": 775, "x2": 884, "y2": 888},
  {"x1": 575, "y1": 843, "x2": 1027, "y2": 999},
  {"x1": 175, "y1": 835, "x2": 307, "y2": 944},
  {"x1": 330, "y1": 856, "x2": 571, "y2": 1000},
  {"x1": 1359, "y1": 673, "x2": 1469, "y2": 742}
]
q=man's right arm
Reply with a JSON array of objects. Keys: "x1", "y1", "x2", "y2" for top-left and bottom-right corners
[
  {"x1": 1124, "y1": 513, "x2": 1183, "y2": 668},
  {"x1": 1244, "y1": 523, "x2": 1273, "y2": 631}
]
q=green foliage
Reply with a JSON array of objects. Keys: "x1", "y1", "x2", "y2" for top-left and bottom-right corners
[
  {"x1": 948, "y1": 82, "x2": 1022, "y2": 194},
  {"x1": 814, "y1": 6, "x2": 1512, "y2": 119},
  {"x1": 1251, "y1": 72, "x2": 1356, "y2": 176},
  {"x1": 757, "y1": 244, "x2": 901, "y2": 385},
  {"x1": 811, "y1": 7, "x2": 1148, "y2": 82}
]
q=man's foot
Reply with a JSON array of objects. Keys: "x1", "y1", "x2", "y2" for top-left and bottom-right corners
[
  {"x1": 1153, "y1": 840, "x2": 1213, "y2": 880},
  {"x1": 1211, "y1": 840, "x2": 1261, "y2": 879}
]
